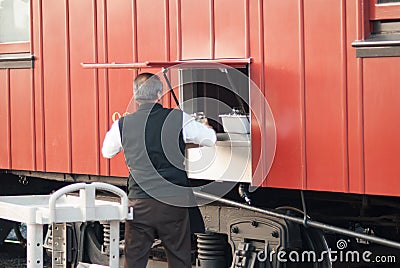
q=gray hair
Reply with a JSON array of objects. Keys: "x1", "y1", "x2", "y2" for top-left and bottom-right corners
[{"x1": 133, "y1": 73, "x2": 163, "y2": 102}]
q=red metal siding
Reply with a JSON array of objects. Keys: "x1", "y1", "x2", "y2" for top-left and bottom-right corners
[
  {"x1": 3, "y1": 0, "x2": 399, "y2": 198},
  {"x1": 136, "y1": 0, "x2": 167, "y2": 62},
  {"x1": 168, "y1": 0, "x2": 179, "y2": 62},
  {"x1": 136, "y1": 0, "x2": 169, "y2": 107},
  {"x1": 180, "y1": 0, "x2": 212, "y2": 59},
  {"x1": 214, "y1": 0, "x2": 247, "y2": 58},
  {"x1": 303, "y1": 0, "x2": 349, "y2": 192},
  {"x1": 69, "y1": 0, "x2": 99, "y2": 174},
  {"x1": 106, "y1": 0, "x2": 134, "y2": 177},
  {"x1": 363, "y1": 58, "x2": 400, "y2": 196},
  {"x1": 97, "y1": 0, "x2": 110, "y2": 176},
  {"x1": 42, "y1": 0, "x2": 71, "y2": 173},
  {"x1": 346, "y1": 0, "x2": 365, "y2": 194},
  {"x1": 263, "y1": 0, "x2": 305, "y2": 189},
  {"x1": 248, "y1": 0, "x2": 264, "y2": 185},
  {"x1": 32, "y1": 0, "x2": 45, "y2": 171},
  {"x1": 9, "y1": 69, "x2": 35, "y2": 170},
  {"x1": 0, "y1": 70, "x2": 11, "y2": 169}
]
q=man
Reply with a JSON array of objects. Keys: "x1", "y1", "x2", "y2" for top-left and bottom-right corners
[{"x1": 102, "y1": 73, "x2": 216, "y2": 268}]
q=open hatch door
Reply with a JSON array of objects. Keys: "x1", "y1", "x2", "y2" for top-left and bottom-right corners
[
  {"x1": 81, "y1": 58, "x2": 252, "y2": 109},
  {"x1": 81, "y1": 58, "x2": 252, "y2": 70}
]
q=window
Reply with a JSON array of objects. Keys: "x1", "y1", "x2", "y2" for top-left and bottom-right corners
[
  {"x1": 377, "y1": 0, "x2": 400, "y2": 4},
  {"x1": 0, "y1": 0, "x2": 30, "y2": 43},
  {"x1": 0, "y1": 0, "x2": 33, "y2": 69},
  {"x1": 370, "y1": 0, "x2": 400, "y2": 20},
  {"x1": 352, "y1": 0, "x2": 400, "y2": 57}
]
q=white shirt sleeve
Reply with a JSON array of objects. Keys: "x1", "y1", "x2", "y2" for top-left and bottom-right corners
[
  {"x1": 102, "y1": 120, "x2": 123, "y2": 158},
  {"x1": 182, "y1": 112, "x2": 217, "y2": 147}
]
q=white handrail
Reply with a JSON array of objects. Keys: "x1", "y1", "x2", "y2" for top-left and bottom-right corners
[{"x1": 49, "y1": 182, "x2": 129, "y2": 222}]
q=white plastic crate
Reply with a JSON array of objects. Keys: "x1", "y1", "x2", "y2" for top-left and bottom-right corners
[{"x1": 219, "y1": 114, "x2": 250, "y2": 134}]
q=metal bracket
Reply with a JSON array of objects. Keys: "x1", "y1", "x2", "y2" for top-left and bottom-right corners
[
  {"x1": 52, "y1": 223, "x2": 67, "y2": 268},
  {"x1": 232, "y1": 243, "x2": 257, "y2": 268}
]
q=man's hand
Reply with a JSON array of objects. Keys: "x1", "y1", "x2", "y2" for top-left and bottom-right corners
[{"x1": 202, "y1": 122, "x2": 214, "y2": 129}]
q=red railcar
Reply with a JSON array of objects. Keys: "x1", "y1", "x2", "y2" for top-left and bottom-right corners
[{"x1": 1, "y1": 0, "x2": 400, "y2": 267}]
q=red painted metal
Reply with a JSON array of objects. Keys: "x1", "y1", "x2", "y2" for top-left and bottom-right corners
[
  {"x1": 4, "y1": 0, "x2": 400, "y2": 198},
  {"x1": 214, "y1": 0, "x2": 246, "y2": 58},
  {"x1": 69, "y1": 0, "x2": 99, "y2": 174},
  {"x1": 0, "y1": 70, "x2": 11, "y2": 169},
  {"x1": 363, "y1": 57, "x2": 400, "y2": 196},
  {"x1": 97, "y1": 0, "x2": 110, "y2": 176},
  {"x1": 10, "y1": 69, "x2": 35, "y2": 170},
  {"x1": 263, "y1": 0, "x2": 305, "y2": 189},
  {"x1": 32, "y1": 0, "x2": 45, "y2": 171},
  {"x1": 346, "y1": 0, "x2": 365, "y2": 194},
  {"x1": 106, "y1": 0, "x2": 134, "y2": 177},
  {"x1": 41, "y1": 0, "x2": 71, "y2": 173},
  {"x1": 210, "y1": 0, "x2": 215, "y2": 59},
  {"x1": 303, "y1": 0, "x2": 348, "y2": 192},
  {"x1": 248, "y1": 0, "x2": 264, "y2": 186},
  {"x1": 136, "y1": 0, "x2": 166, "y2": 62}
]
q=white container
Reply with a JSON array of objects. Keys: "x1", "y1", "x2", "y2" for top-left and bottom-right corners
[{"x1": 219, "y1": 114, "x2": 250, "y2": 134}]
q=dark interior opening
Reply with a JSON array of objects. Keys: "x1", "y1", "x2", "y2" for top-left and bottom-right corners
[{"x1": 180, "y1": 67, "x2": 249, "y2": 133}]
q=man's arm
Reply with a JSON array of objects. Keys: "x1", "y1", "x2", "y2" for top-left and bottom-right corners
[
  {"x1": 182, "y1": 113, "x2": 217, "y2": 146},
  {"x1": 102, "y1": 120, "x2": 122, "y2": 158}
]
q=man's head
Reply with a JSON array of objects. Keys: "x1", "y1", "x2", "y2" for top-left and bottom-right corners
[{"x1": 133, "y1": 73, "x2": 163, "y2": 103}]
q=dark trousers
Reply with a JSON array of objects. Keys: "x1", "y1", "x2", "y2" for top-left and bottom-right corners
[{"x1": 124, "y1": 198, "x2": 191, "y2": 268}]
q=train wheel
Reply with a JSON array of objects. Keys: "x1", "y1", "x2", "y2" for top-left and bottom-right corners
[
  {"x1": 84, "y1": 222, "x2": 109, "y2": 265},
  {"x1": 84, "y1": 222, "x2": 126, "y2": 266},
  {"x1": 297, "y1": 227, "x2": 332, "y2": 268}
]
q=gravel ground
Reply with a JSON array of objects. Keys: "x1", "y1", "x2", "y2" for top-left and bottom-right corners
[
  {"x1": 0, "y1": 242, "x2": 29, "y2": 268},
  {"x1": 0, "y1": 242, "x2": 170, "y2": 268},
  {"x1": 0, "y1": 227, "x2": 174, "y2": 268}
]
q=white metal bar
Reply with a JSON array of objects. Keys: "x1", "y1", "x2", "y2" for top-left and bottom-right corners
[
  {"x1": 108, "y1": 220, "x2": 120, "y2": 268},
  {"x1": 27, "y1": 223, "x2": 44, "y2": 268}
]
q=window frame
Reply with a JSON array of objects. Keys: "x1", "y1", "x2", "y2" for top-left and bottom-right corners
[
  {"x1": 0, "y1": 42, "x2": 30, "y2": 54},
  {"x1": 0, "y1": 0, "x2": 32, "y2": 68},
  {"x1": 352, "y1": 0, "x2": 400, "y2": 58},
  {"x1": 370, "y1": 0, "x2": 400, "y2": 20}
]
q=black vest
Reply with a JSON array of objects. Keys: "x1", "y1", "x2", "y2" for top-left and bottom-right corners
[{"x1": 120, "y1": 103, "x2": 189, "y2": 199}]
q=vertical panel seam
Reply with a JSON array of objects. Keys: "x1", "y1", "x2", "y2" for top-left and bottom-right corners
[
  {"x1": 245, "y1": 0, "x2": 250, "y2": 58},
  {"x1": 210, "y1": 0, "x2": 215, "y2": 59},
  {"x1": 104, "y1": 0, "x2": 110, "y2": 176},
  {"x1": 6, "y1": 69, "x2": 12, "y2": 169},
  {"x1": 132, "y1": 0, "x2": 138, "y2": 109},
  {"x1": 164, "y1": 0, "x2": 171, "y2": 107},
  {"x1": 177, "y1": 0, "x2": 182, "y2": 60},
  {"x1": 31, "y1": 67, "x2": 36, "y2": 170},
  {"x1": 132, "y1": 0, "x2": 138, "y2": 62},
  {"x1": 93, "y1": 0, "x2": 100, "y2": 175},
  {"x1": 342, "y1": 0, "x2": 350, "y2": 192},
  {"x1": 299, "y1": 0, "x2": 307, "y2": 189},
  {"x1": 358, "y1": 0, "x2": 366, "y2": 194},
  {"x1": 39, "y1": 0, "x2": 46, "y2": 171},
  {"x1": 39, "y1": 0, "x2": 47, "y2": 171},
  {"x1": 259, "y1": 0, "x2": 265, "y2": 184},
  {"x1": 165, "y1": 0, "x2": 170, "y2": 62},
  {"x1": 30, "y1": 0, "x2": 37, "y2": 170},
  {"x1": 66, "y1": 0, "x2": 72, "y2": 173},
  {"x1": 32, "y1": 0, "x2": 45, "y2": 171}
]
